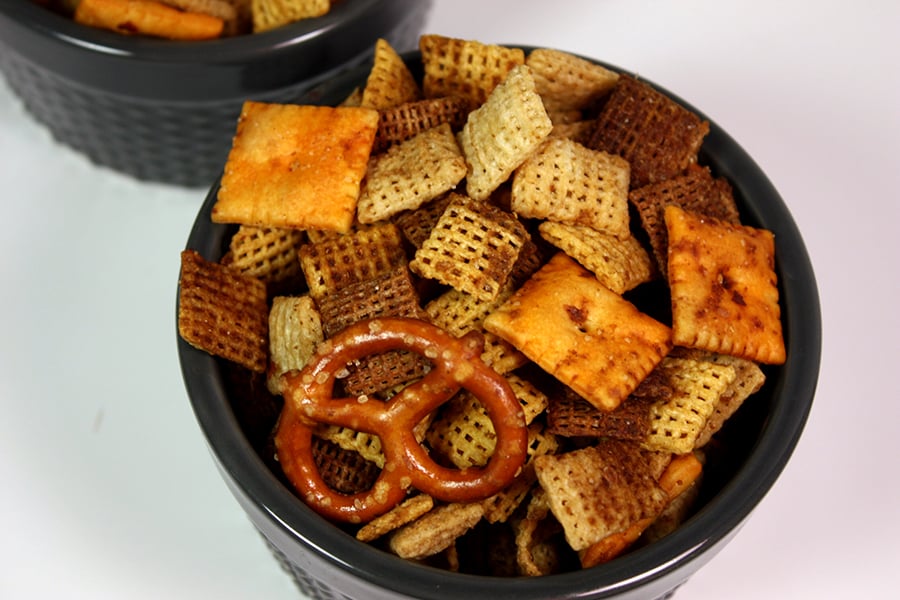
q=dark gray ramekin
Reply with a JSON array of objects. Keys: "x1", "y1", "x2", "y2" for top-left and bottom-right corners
[
  {"x1": 178, "y1": 51, "x2": 821, "y2": 599},
  {"x1": 0, "y1": 0, "x2": 432, "y2": 187}
]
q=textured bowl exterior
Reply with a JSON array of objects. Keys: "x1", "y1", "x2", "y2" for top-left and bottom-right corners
[
  {"x1": 177, "y1": 52, "x2": 821, "y2": 599},
  {"x1": 0, "y1": 0, "x2": 432, "y2": 187}
]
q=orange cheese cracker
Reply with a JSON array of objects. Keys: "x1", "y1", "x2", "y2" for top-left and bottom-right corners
[
  {"x1": 666, "y1": 205, "x2": 786, "y2": 364},
  {"x1": 212, "y1": 101, "x2": 378, "y2": 233},
  {"x1": 484, "y1": 253, "x2": 672, "y2": 412}
]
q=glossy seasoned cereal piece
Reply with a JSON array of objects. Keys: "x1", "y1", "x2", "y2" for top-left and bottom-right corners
[
  {"x1": 666, "y1": 205, "x2": 786, "y2": 364},
  {"x1": 587, "y1": 74, "x2": 709, "y2": 188},
  {"x1": 225, "y1": 225, "x2": 305, "y2": 286},
  {"x1": 213, "y1": 102, "x2": 378, "y2": 233},
  {"x1": 389, "y1": 502, "x2": 485, "y2": 560},
  {"x1": 298, "y1": 222, "x2": 407, "y2": 301},
  {"x1": 484, "y1": 253, "x2": 672, "y2": 412},
  {"x1": 356, "y1": 494, "x2": 435, "y2": 542},
  {"x1": 178, "y1": 250, "x2": 268, "y2": 372}
]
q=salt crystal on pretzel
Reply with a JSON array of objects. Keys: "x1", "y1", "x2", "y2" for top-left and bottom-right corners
[
  {"x1": 357, "y1": 123, "x2": 467, "y2": 224},
  {"x1": 587, "y1": 74, "x2": 709, "y2": 188},
  {"x1": 266, "y1": 295, "x2": 324, "y2": 395},
  {"x1": 512, "y1": 137, "x2": 631, "y2": 238},
  {"x1": 457, "y1": 64, "x2": 553, "y2": 201},
  {"x1": 537, "y1": 221, "x2": 655, "y2": 294},
  {"x1": 419, "y1": 35, "x2": 525, "y2": 109},
  {"x1": 361, "y1": 38, "x2": 422, "y2": 110},
  {"x1": 178, "y1": 250, "x2": 268, "y2": 373},
  {"x1": 484, "y1": 253, "x2": 672, "y2": 412},
  {"x1": 666, "y1": 205, "x2": 786, "y2": 364},
  {"x1": 212, "y1": 102, "x2": 378, "y2": 234}
]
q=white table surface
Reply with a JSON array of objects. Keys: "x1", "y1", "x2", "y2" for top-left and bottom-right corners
[{"x1": 1, "y1": 1, "x2": 898, "y2": 598}]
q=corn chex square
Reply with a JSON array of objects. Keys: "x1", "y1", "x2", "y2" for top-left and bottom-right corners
[
  {"x1": 251, "y1": 0, "x2": 329, "y2": 33},
  {"x1": 538, "y1": 221, "x2": 655, "y2": 295},
  {"x1": 225, "y1": 225, "x2": 305, "y2": 285},
  {"x1": 642, "y1": 357, "x2": 736, "y2": 454},
  {"x1": 512, "y1": 137, "x2": 631, "y2": 237},
  {"x1": 178, "y1": 250, "x2": 269, "y2": 373},
  {"x1": 484, "y1": 253, "x2": 672, "y2": 412},
  {"x1": 457, "y1": 65, "x2": 553, "y2": 201},
  {"x1": 526, "y1": 48, "x2": 619, "y2": 114},
  {"x1": 361, "y1": 38, "x2": 421, "y2": 110},
  {"x1": 410, "y1": 193, "x2": 528, "y2": 302},
  {"x1": 357, "y1": 123, "x2": 467, "y2": 223},
  {"x1": 666, "y1": 205, "x2": 786, "y2": 364},
  {"x1": 419, "y1": 35, "x2": 525, "y2": 109},
  {"x1": 213, "y1": 101, "x2": 378, "y2": 234}
]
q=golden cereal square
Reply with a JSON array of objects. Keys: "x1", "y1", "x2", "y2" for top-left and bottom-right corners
[
  {"x1": 252, "y1": 0, "x2": 329, "y2": 33},
  {"x1": 212, "y1": 101, "x2": 378, "y2": 233},
  {"x1": 419, "y1": 34, "x2": 525, "y2": 109},
  {"x1": 512, "y1": 137, "x2": 631, "y2": 237},
  {"x1": 361, "y1": 38, "x2": 422, "y2": 110},
  {"x1": 357, "y1": 123, "x2": 467, "y2": 223},
  {"x1": 457, "y1": 64, "x2": 553, "y2": 201},
  {"x1": 537, "y1": 221, "x2": 655, "y2": 294},
  {"x1": 373, "y1": 95, "x2": 470, "y2": 154},
  {"x1": 525, "y1": 47, "x2": 619, "y2": 114},
  {"x1": 666, "y1": 205, "x2": 786, "y2": 364},
  {"x1": 484, "y1": 253, "x2": 672, "y2": 412}
]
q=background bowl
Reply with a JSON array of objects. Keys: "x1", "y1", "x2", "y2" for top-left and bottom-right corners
[
  {"x1": 0, "y1": 0, "x2": 432, "y2": 188},
  {"x1": 178, "y1": 50, "x2": 821, "y2": 599}
]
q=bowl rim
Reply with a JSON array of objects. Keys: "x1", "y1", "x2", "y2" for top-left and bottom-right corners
[
  {"x1": 1, "y1": 0, "x2": 392, "y2": 63},
  {"x1": 177, "y1": 49, "x2": 822, "y2": 598}
]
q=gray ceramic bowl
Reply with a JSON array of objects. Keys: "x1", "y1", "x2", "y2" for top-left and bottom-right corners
[
  {"x1": 0, "y1": 0, "x2": 431, "y2": 187},
  {"x1": 178, "y1": 50, "x2": 821, "y2": 599}
]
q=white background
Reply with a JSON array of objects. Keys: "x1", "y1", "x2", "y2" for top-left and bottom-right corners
[{"x1": 1, "y1": 1, "x2": 898, "y2": 598}]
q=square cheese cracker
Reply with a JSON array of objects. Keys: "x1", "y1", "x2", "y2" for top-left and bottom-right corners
[
  {"x1": 212, "y1": 101, "x2": 378, "y2": 234},
  {"x1": 484, "y1": 253, "x2": 672, "y2": 412}
]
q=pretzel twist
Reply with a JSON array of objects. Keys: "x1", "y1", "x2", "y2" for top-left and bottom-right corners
[{"x1": 274, "y1": 317, "x2": 529, "y2": 524}]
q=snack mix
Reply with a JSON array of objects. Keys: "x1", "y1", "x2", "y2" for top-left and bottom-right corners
[
  {"x1": 178, "y1": 35, "x2": 786, "y2": 575},
  {"x1": 35, "y1": 0, "x2": 333, "y2": 39}
]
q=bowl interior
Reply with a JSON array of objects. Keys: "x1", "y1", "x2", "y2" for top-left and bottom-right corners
[{"x1": 178, "y1": 50, "x2": 821, "y2": 599}]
